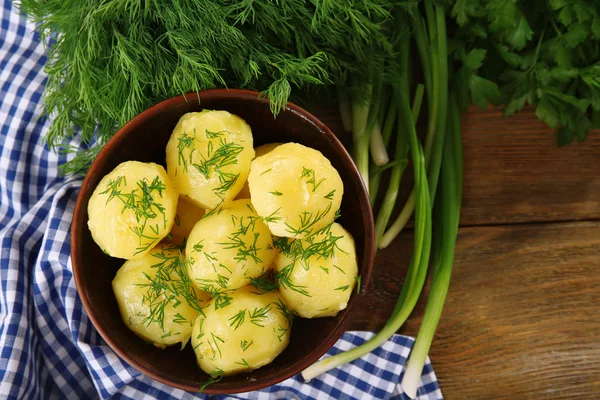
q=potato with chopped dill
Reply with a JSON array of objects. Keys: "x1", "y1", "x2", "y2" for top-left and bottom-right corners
[
  {"x1": 112, "y1": 244, "x2": 210, "y2": 349},
  {"x1": 87, "y1": 161, "x2": 178, "y2": 260},
  {"x1": 165, "y1": 110, "x2": 254, "y2": 210},
  {"x1": 275, "y1": 222, "x2": 358, "y2": 318},
  {"x1": 235, "y1": 142, "x2": 282, "y2": 200},
  {"x1": 191, "y1": 285, "x2": 292, "y2": 376},
  {"x1": 247, "y1": 142, "x2": 343, "y2": 238},
  {"x1": 185, "y1": 199, "x2": 276, "y2": 293},
  {"x1": 166, "y1": 196, "x2": 205, "y2": 245}
]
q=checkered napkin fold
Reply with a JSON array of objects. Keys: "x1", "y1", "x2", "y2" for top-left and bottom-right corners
[{"x1": 0, "y1": 1, "x2": 442, "y2": 398}]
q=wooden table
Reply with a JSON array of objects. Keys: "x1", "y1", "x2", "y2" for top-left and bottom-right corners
[{"x1": 314, "y1": 106, "x2": 600, "y2": 399}]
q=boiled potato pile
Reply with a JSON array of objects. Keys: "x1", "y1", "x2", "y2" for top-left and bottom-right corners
[{"x1": 88, "y1": 110, "x2": 359, "y2": 379}]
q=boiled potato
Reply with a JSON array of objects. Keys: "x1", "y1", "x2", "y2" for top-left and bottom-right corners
[
  {"x1": 165, "y1": 110, "x2": 254, "y2": 210},
  {"x1": 88, "y1": 161, "x2": 178, "y2": 259},
  {"x1": 275, "y1": 223, "x2": 358, "y2": 318},
  {"x1": 167, "y1": 196, "x2": 205, "y2": 244},
  {"x1": 235, "y1": 142, "x2": 282, "y2": 200},
  {"x1": 247, "y1": 143, "x2": 343, "y2": 238},
  {"x1": 191, "y1": 286, "x2": 292, "y2": 376},
  {"x1": 112, "y1": 244, "x2": 210, "y2": 349},
  {"x1": 186, "y1": 200, "x2": 276, "y2": 293}
]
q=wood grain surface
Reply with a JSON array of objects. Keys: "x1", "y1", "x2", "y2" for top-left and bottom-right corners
[
  {"x1": 310, "y1": 106, "x2": 600, "y2": 399},
  {"x1": 351, "y1": 221, "x2": 600, "y2": 399},
  {"x1": 313, "y1": 105, "x2": 600, "y2": 227}
]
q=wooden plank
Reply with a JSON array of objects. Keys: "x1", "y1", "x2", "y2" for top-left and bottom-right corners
[
  {"x1": 349, "y1": 221, "x2": 600, "y2": 399},
  {"x1": 312, "y1": 106, "x2": 600, "y2": 226}
]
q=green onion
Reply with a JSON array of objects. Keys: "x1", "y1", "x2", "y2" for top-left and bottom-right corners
[
  {"x1": 369, "y1": 121, "x2": 389, "y2": 166},
  {"x1": 401, "y1": 97, "x2": 462, "y2": 398},
  {"x1": 380, "y1": 2, "x2": 448, "y2": 248},
  {"x1": 302, "y1": 31, "x2": 433, "y2": 381},
  {"x1": 375, "y1": 83, "x2": 424, "y2": 245}
]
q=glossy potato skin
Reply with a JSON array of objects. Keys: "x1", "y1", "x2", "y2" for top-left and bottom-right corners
[
  {"x1": 275, "y1": 223, "x2": 358, "y2": 318},
  {"x1": 112, "y1": 244, "x2": 210, "y2": 349},
  {"x1": 185, "y1": 200, "x2": 276, "y2": 293},
  {"x1": 235, "y1": 142, "x2": 282, "y2": 200},
  {"x1": 247, "y1": 143, "x2": 343, "y2": 238},
  {"x1": 191, "y1": 286, "x2": 291, "y2": 376},
  {"x1": 165, "y1": 111, "x2": 254, "y2": 210},
  {"x1": 88, "y1": 161, "x2": 178, "y2": 260}
]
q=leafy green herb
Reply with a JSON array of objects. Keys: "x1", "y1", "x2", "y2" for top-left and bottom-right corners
[
  {"x1": 249, "y1": 272, "x2": 278, "y2": 294},
  {"x1": 275, "y1": 324, "x2": 288, "y2": 343},
  {"x1": 301, "y1": 167, "x2": 325, "y2": 192},
  {"x1": 274, "y1": 297, "x2": 294, "y2": 326},
  {"x1": 262, "y1": 208, "x2": 282, "y2": 224},
  {"x1": 240, "y1": 340, "x2": 254, "y2": 352},
  {"x1": 334, "y1": 285, "x2": 349, "y2": 292},
  {"x1": 284, "y1": 202, "x2": 332, "y2": 237},
  {"x1": 235, "y1": 359, "x2": 251, "y2": 368},
  {"x1": 276, "y1": 264, "x2": 310, "y2": 297},
  {"x1": 248, "y1": 306, "x2": 271, "y2": 327},
  {"x1": 269, "y1": 191, "x2": 283, "y2": 196},
  {"x1": 208, "y1": 332, "x2": 225, "y2": 360},
  {"x1": 450, "y1": 0, "x2": 600, "y2": 145},
  {"x1": 21, "y1": 0, "x2": 398, "y2": 175},
  {"x1": 217, "y1": 215, "x2": 263, "y2": 264},
  {"x1": 198, "y1": 369, "x2": 224, "y2": 393},
  {"x1": 228, "y1": 309, "x2": 247, "y2": 330},
  {"x1": 324, "y1": 189, "x2": 336, "y2": 200},
  {"x1": 135, "y1": 247, "x2": 206, "y2": 331}
]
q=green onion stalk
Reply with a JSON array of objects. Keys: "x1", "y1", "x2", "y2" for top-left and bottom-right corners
[
  {"x1": 302, "y1": 32, "x2": 433, "y2": 382},
  {"x1": 369, "y1": 92, "x2": 399, "y2": 203},
  {"x1": 380, "y1": 2, "x2": 448, "y2": 248},
  {"x1": 375, "y1": 81, "x2": 425, "y2": 245},
  {"x1": 401, "y1": 97, "x2": 463, "y2": 398},
  {"x1": 351, "y1": 82, "x2": 373, "y2": 192}
]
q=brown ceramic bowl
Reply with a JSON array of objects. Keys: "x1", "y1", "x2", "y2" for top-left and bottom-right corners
[{"x1": 71, "y1": 89, "x2": 375, "y2": 394}]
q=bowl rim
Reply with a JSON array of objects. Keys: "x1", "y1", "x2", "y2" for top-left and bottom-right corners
[{"x1": 71, "y1": 88, "x2": 376, "y2": 394}]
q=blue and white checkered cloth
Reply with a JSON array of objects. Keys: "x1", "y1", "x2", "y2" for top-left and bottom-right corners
[{"x1": 0, "y1": 1, "x2": 443, "y2": 399}]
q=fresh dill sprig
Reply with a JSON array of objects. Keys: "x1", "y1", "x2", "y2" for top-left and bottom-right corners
[
  {"x1": 235, "y1": 358, "x2": 251, "y2": 368},
  {"x1": 198, "y1": 369, "x2": 224, "y2": 393},
  {"x1": 274, "y1": 297, "x2": 294, "y2": 326},
  {"x1": 249, "y1": 272, "x2": 278, "y2": 294},
  {"x1": 284, "y1": 202, "x2": 332, "y2": 238},
  {"x1": 276, "y1": 263, "x2": 311, "y2": 297},
  {"x1": 275, "y1": 324, "x2": 288, "y2": 343},
  {"x1": 228, "y1": 309, "x2": 247, "y2": 330},
  {"x1": 135, "y1": 247, "x2": 206, "y2": 332},
  {"x1": 19, "y1": 0, "x2": 398, "y2": 175},
  {"x1": 301, "y1": 167, "x2": 325, "y2": 192},
  {"x1": 248, "y1": 306, "x2": 271, "y2": 327},
  {"x1": 208, "y1": 332, "x2": 225, "y2": 360},
  {"x1": 216, "y1": 215, "x2": 263, "y2": 264},
  {"x1": 240, "y1": 339, "x2": 254, "y2": 352}
]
